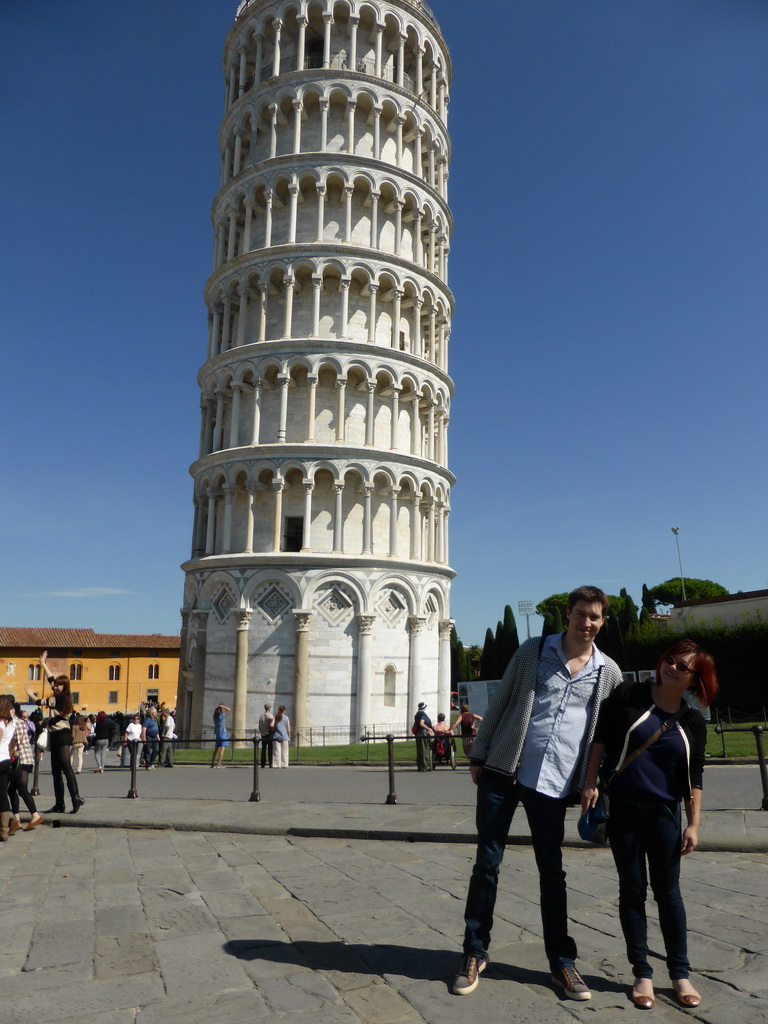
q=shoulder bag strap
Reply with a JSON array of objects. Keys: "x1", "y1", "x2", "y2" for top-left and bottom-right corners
[{"x1": 612, "y1": 703, "x2": 689, "y2": 779}]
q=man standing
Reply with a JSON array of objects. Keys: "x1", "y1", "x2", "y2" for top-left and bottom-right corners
[
  {"x1": 160, "y1": 709, "x2": 177, "y2": 767},
  {"x1": 413, "y1": 702, "x2": 433, "y2": 772},
  {"x1": 454, "y1": 586, "x2": 622, "y2": 1000},
  {"x1": 258, "y1": 703, "x2": 275, "y2": 768}
]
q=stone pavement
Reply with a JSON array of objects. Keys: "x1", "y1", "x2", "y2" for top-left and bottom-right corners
[{"x1": 2, "y1": 763, "x2": 768, "y2": 1023}]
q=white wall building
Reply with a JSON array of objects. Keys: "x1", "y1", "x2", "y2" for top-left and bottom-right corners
[{"x1": 177, "y1": 0, "x2": 455, "y2": 742}]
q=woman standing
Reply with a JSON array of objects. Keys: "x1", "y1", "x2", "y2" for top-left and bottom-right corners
[
  {"x1": 272, "y1": 705, "x2": 291, "y2": 768},
  {"x1": 7, "y1": 703, "x2": 43, "y2": 833},
  {"x1": 93, "y1": 711, "x2": 111, "y2": 773},
  {"x1": 450, "y1": 704, "x2": 483, "y2": 758},
  {"x1": 71, "y1": 715, "x2": 88, "y2": 774},
  {"x1": 211, "y1": 704, "x2": 231, "y2": 767},
  {"x1": 581, "y1": 639, "x2": 717, "y2": 1010},
  {"x1": 25, "y1": 651, "x2": 84, "y2": 814},
  {"x1": 0, "y1": 695, "x2": 17, "y2": 840}
]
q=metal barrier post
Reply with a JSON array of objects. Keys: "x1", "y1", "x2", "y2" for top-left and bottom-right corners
[
  {"x1": 295, "y1": 730, "x2": 301, "y2": 764},
  {"x1": 250, "y1": 736, "x2": 261, "y2": 802},
  {"x1": 752, "y1": 725, "x2": 768, "y2": 811},
  {"x1": 32, "y1": 747, "x2": 42, "y2": 797},
  {"x1": 715, "y1": 724, "x2": 768, "y2": 810},
  {"x1": 126, "y1": 741, "x2": 139, "y2": 799},
  {"x1": 385, "y1": 734, "x2": 397, "y2": 804}
]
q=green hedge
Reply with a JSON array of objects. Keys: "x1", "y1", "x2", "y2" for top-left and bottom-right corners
[{"x1": 623, "y1": 618, "x2": 768, "y2": 713}]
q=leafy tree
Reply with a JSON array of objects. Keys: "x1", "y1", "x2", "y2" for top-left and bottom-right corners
[
  {"x1": 649, "y1": 578, "x2": 729, "y2": 607},
  {"x1": 541, "y1": 611, "x2": 556, "y2": 637},
  {"x1": 536, "y1": 593, "x2": 569, "y2": 622},
  {"x1": 638, "y1": 607, "x2": 653, "y2": 627},
  {"x1": 466, "y1": 646, "x2": 482, "y2": 680}
]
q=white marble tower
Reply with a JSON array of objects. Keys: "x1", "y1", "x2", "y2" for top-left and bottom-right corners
[{"x1": 178, "y1": 0, "x2": 455, "y2": 743}]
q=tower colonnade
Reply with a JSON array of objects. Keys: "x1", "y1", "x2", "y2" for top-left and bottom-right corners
[{"x1": 178, "y1": 0, "x2": 455, "y2": 746}]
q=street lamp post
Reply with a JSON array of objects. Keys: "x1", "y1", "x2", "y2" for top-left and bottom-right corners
[
  {"x1": 671, "y1": 527, "x2": 686, "y2": 606},
  {"x1": 518, "y1": 600, "x2": 535, "y2": 639}
]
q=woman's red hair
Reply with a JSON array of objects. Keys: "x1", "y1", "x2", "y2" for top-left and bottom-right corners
[{"x1": 655, "y1": 639, "x2": 718, "y2": 707}]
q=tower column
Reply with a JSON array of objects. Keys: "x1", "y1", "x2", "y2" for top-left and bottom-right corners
[
  {"x1": 438, "y1": 619, "x2": 453, "y2": 716},
  {"x1": 306, "y1": 376, "x2": 317, "y2": 441},
  {"x1": 228, "y1": 385, "x2": 242, "y2": 447},
  {"x1": 221, "y1": 487, "x2": 234, "y2": 554},
  {"x1": 272, "y1": 480, "x2": 284, "y2": 552},
  {"x1": 407, "y1": 616, "x2": 426, "y2": 717},
  {"x1": 333, "y1": 483, "x2": 344, "y2": 553},
  {"x1": 233, "y1": 610, "x2": 251, "y2": 746},
  {"x1": 367, "y1": 282, "x2": 378, "y2": 342},
  {"x1": 356, "y1": 615, "x2": 375, "y2": 735},
  {"x1": 301, "y1": 481, "x2": 313, "y2": 552},
  {"x1": 277, "y1": 374, "x2": 289, "y2": 442},
  {"x1": 293, "y1": 611, "x2": 312, "y2": 739}
]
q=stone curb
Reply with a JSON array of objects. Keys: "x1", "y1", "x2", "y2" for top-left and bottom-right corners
[{"x1": 48, "y1": 814, "x2": 768, "y2": 853}]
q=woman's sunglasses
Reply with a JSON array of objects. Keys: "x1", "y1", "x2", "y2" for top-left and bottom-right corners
[{"x1": 664, "y1": 655, "x2": 697, "y2": 676}]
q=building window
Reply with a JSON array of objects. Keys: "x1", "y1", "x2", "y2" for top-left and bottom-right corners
[
  {"x1": 70, "y1": 663, "x2": 82, "y2": 681},
  {"x1": 384, "y1": 665, "x2": 396, "y2": 707},
  {"x1": 27, "y1": 665, "x2": 41, "y2": 681},
  {"x1": 146, "y1": 688, "x2": 159, "y2": 704},
  {"x1": 108, "y1": 691, "x2": 118, "y2": 705},
  {"x1": 148, "y1": 664, "x2": 159, "y2": 680},
  {"x1": 284, "y1": 516, "x2": 303, "y2": 552},
  {"x1": 70, "y1": 691, "x2": 80, "y2": 705},
  {"x1": 109, "y1": 665, "x2": 121, "y2": 681}
]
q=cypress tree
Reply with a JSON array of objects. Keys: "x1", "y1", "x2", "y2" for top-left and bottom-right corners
[
  {"x1": 620, "y1": 593, "x2": 639, "y2": 637},
  {"x1": 500, "y1": 605, "x2": 520, "y2": 671},
  {"x1": 641, "y1": 583, "x2": 655, "y2": 615},
  {"x1": 542, "y1": 611, "x2": 556, "y2": 637},
  {"x1": 480, "y1": 628, "x2": 496, "y2": 679}
]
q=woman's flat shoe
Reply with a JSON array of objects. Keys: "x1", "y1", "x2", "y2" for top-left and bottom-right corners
[
  {"x1": 631, "y1": 990, "x2": 655, "y2": 1009},
  {"x1": 675, "y1": 993, "x2": 701, "y2": 1008},
  {"x1": 24, "y1": 815, "x2": 43, "y2": 830}
]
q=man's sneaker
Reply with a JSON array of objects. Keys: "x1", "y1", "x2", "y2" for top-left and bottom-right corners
[
  {"x1": 551, "y1": 963, "x2": 591, "y2": 1000},
  {"x1": 452, "y1": 953, "x2": 487, "y2": 995}
]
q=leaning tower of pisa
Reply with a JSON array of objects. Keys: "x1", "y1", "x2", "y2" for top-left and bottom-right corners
[{"x1": 178, "y1": 0, "x2": 455, "y2": 744}]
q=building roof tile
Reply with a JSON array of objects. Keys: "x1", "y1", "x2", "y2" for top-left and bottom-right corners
[{"x1": 0, "y1": 627, "x2": 180, "y2": 650}]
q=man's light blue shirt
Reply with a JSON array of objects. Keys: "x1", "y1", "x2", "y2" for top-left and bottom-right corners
[{"x1": 516, "y1": 633, "x2": 605, "y2": 798}]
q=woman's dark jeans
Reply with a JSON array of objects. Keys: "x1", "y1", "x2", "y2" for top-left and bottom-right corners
[
  {"x1": 9, "y1": 762, "x2": 36, "y2": 815},
  {"x1": 609, "y1": 798, "x2": 690, "y2": 980},
  {"x1": 50, "y1": 743, "x2": 80, "y2": 810}
]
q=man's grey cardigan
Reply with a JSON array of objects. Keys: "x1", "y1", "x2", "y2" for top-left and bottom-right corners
[{"x1": 470, "y1": 636, "x2": 624, "y2": 792}]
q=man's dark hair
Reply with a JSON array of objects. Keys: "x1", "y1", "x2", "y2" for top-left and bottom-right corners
[{"x1": 567, "y1": 585, "x2": 610, "y2": 614}]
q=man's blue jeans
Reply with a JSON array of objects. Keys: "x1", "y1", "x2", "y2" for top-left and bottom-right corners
[
  {"x1": 463, "y1": 772, "x2": 578, "y2": 971},
  {"x1": 609, "y1": 798, "x2": 689, "y2": 980}
]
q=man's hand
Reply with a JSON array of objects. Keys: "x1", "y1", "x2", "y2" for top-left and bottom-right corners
[{"x1": 469, "y1": 764, "x2": 483, "y2": 785}]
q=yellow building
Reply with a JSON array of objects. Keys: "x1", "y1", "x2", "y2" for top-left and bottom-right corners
[{"x1": 0, "y1": 627, "x2": 180, "y2": 713}]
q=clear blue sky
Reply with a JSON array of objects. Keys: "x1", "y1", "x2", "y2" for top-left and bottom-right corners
[{"x1": 2, "y1": 0, "x2": 767, "y2": 645}]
